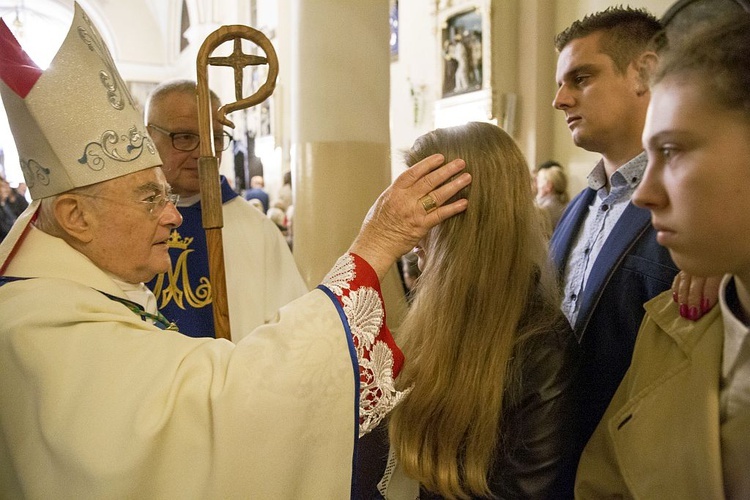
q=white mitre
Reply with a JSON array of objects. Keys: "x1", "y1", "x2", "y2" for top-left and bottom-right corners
[{"x1": 0, "y1": 2, "x2": 162, "y2": 271}]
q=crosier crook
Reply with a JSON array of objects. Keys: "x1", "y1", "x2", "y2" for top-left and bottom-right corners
[{"x1": 196, "y1": 26, "x2": 279, "y2": 341}]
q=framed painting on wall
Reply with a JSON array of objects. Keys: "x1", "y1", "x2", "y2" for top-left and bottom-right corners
[{"x1": 441, "y1": 8, "x2": 482, "y2": 98}]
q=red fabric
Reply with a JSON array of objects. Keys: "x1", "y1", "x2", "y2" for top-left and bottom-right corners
[
  {"x1": 0, "y1": 20, "x2": 43, "y2": 98},
  {"x1": 344, "y1": 253, "x2": 404, "y2": 378}
]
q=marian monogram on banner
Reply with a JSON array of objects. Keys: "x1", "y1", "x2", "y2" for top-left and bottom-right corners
[{"x1": 151, "y1": 231, "x2": 213, "y2": 309}]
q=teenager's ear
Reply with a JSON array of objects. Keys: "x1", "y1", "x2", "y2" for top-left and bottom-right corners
[
  {"x1": 53, "y1": 194, "x2": 95, "y2": 243},
  {"x1": 634, "y1": 51, "x2": 658, "y2": 96}
]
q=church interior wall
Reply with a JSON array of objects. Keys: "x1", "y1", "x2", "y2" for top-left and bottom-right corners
[{"x1": 0, "y1": 0, "x2": 676, "y2": 200}]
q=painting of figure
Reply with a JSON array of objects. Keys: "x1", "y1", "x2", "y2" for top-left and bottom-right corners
[{"x1": 442, "y1": 9, "x2": 482, "y2": 97}]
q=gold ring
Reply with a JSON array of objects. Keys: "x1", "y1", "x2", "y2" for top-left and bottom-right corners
[{"x1": 419, "y1": 194, "x2": 438, "y2": 214}]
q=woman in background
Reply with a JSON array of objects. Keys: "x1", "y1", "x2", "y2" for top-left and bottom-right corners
[
  {"x1": 0, "y1": 175, "x2": 27, "y2": 242},
  {"x1": 535, "y1": 165, "x2": 569, "y2": 234}
]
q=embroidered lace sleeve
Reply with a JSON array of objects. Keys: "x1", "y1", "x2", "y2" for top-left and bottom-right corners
[{"x1": 320, "y1": 253, "x2": 407, "y2": 436}]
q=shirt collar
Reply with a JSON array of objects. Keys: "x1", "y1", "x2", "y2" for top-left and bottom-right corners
[
  {"x1": 586, "y1": 151, "x2": 648, "y2": 191},
  {"x1": 109, "y1": 274, "x2": 159, "y2": 315}
]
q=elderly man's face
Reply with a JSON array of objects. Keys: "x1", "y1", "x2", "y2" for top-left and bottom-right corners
[
  {"x1": 80, "y1": 167, "x2": 182, "y2": 283},
  {"x1": 147, "y1": 90, "x2": 226, "y2": 197}
]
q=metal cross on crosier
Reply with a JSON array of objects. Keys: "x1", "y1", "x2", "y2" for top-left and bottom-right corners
[{"x1": 196, "y1": 25, "x2": 279, "y2": 341}]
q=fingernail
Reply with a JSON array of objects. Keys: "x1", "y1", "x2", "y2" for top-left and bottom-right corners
[
  {"x1": 679, "y1": 304, "x2": 688, "y2": 318},
  {"x1": 673, "y1": 291, "x2": 678, "y2": 303},
  {"x1": 689, "y1": 306, "x2": 699, "y2": 321},
  {"x1": 701, "y1": 298, "x2": 710, "y2": 313}
]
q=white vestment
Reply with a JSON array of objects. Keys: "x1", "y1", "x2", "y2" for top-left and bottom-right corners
[
  {"x1": 223, "y1": 197, "x2": 308, "y2": 341},
  {"x1": 0, "y1": 224, "x2": 404, "y2": 498}
]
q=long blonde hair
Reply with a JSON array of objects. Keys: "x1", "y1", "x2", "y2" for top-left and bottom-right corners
[{"x1": 388, "y1": 122, "x2": 561, "y2": 499}]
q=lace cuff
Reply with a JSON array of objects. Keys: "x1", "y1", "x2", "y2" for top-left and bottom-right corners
[{"x1": 320, "y1": 253, "x2": 407, "y2": 436}]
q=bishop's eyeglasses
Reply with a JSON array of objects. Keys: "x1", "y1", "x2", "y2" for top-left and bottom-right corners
[
  {"x1": 77, "y1": 189, "x2": 180, "y2": 217},
  {"x1": 138, "y1": 190, "x2": 181, "y2": 215},
  {"x1": 147, "y1": 123, "x2": 233, "y2": 153}
]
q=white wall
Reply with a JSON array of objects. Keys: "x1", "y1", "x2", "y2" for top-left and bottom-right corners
[
  {"x1": 389, "y1": 0, "x2": 440, "y2": 179},
  {"x1": 0, "y1": 0, "x2": 680, "y2": 197},
  {"x1": 390, "y1": 0, "x2": 675, "y2": 196}
]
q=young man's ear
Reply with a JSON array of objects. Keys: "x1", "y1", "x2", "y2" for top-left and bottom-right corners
[
  {"x1": 634, "y1": 51, "x2": 659, "y2": 96},
  {"x1": 53, "y1": 194, "x2": 95, "y2": 243}
]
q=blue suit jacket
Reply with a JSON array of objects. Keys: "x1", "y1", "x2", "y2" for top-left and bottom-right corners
[{"x1": 550, "y1": 187, "x2": 679, "y2": 463}]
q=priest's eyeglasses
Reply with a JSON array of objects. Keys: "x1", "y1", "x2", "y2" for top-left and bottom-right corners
[{"x1": 148, "y1": 123, "x2": 233, "y2": 152}]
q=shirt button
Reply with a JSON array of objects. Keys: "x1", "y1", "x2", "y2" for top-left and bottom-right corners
[
  {"x1": 601, "y1": 204, "x2": 609, "y2": 211},
  {"x1": 584, "y1": 248, "x2": 590, "y2": 255},
  {"x1": 570, "y1": 293, "x2": 577, "y2": 301}
]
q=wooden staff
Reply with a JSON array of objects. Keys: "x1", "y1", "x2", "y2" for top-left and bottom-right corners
[{"x1": 196, "y1": 26, "x2": 279, "y2": 341}]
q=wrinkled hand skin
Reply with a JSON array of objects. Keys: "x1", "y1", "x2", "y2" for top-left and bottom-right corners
[
  {"x1": 672, "y1": 271, "x2": 722, "y2": 321},
  {"x1": 349, "y1": 154, "x2": 471, "y2": 280}
]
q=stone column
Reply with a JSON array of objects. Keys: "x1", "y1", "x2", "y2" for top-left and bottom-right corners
[{"x1": 290, "y1": 0, "x2": 407, "y2": 327}]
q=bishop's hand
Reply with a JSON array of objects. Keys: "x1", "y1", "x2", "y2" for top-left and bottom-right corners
[{"x1": 349, "y1": 154, "x2": 471, "y2": 280}]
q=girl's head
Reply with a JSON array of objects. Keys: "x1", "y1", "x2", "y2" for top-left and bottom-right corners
[
  {"x1": 392, "y1": 122, "x2": 560, "y2": 498},
  {"x1": 634, "y1": 16, "x2": 750, "y2": 279},
  {"x1": 404, "y1": 121, "x2": 544, "y2": 278}
]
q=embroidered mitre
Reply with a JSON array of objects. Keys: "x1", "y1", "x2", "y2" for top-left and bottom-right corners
[{"x1": 0, "y1": 1, "x2": 160, "y2": 199}]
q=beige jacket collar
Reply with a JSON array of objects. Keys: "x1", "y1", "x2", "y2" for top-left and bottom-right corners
[{"x1": 609, "y1": 292, "x2": 724, "y2": 498}]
